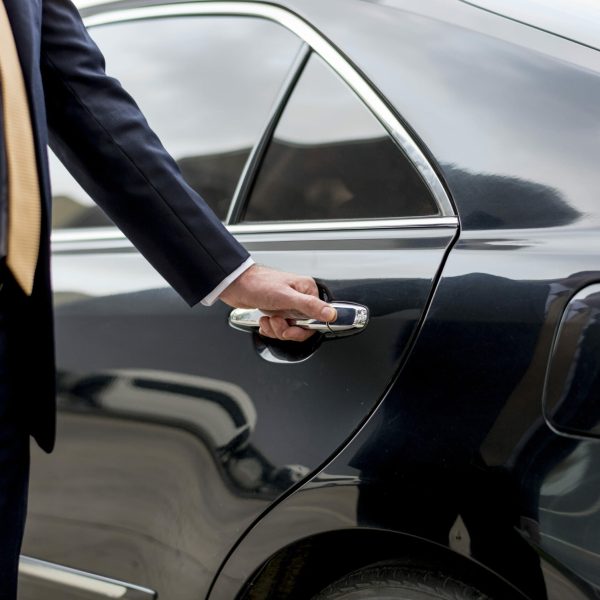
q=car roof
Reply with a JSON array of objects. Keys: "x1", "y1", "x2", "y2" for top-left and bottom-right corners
[
  {"x1": 76, "y1": 0, "x2": 599, "y2": 54},
  {"x1": 458, "y1": 0, "x2": 599, "y2": 52}
]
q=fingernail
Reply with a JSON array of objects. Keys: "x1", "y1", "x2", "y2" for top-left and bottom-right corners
[{"x1": 321, "y1": 306, "x2": 336, "y2": 322}]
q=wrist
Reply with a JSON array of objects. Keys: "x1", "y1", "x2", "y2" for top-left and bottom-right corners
[{"x1": 202, "y1": 258, "x2": 255, "y2": 306}]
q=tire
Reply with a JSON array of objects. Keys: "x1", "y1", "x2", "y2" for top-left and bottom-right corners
[{"x1": 312, "y1": 565, "x2": 492, "y2": 600}]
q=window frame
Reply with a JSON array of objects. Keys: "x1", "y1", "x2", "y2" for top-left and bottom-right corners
[
  {"x1": 53, "y1": 1, "x2": 457, "y2": 248},
  {"x1": 236, "y1": 48, "x2": 443, "y2": 224}
]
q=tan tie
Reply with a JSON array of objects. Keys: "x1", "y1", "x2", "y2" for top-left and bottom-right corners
[{"x1": 0, "y1": 1, "x2": 41, "y2": 295}]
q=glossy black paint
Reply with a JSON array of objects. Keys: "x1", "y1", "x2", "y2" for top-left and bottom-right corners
[
  {"x1": 24, "y1": 226, "x2": 453, "y2": 598},
  {"x1": 212, "y1": 229, "x2": 600, "y2": 600},
  {"x1": 21, "y1": 1, "x2": 600, "y2": 599}
]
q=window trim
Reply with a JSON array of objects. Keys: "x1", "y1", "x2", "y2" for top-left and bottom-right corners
[
  {"x1": 19, "y1": 555, "x2": 155, "y2": 599},
  {"x1": 52, "y1": 217, "x2": 458, "y2": 251},
  {"x1": 53, "y1": 1, "x2": 456, "y2": 246},
  {"x1": 226, "y1": 42, "x2": 311, "y2": 224}
]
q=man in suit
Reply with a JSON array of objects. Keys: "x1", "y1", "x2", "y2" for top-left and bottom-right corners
[{"x1": 0, "y1": 0, "x2": 336, "y2": 596}]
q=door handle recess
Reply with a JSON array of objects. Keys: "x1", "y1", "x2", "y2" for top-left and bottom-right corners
[{"x1": 229, "y1": 301, "x2": 369, "y2": 336}]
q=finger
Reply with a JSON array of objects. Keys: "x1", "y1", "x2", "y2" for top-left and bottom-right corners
[
  {"x1": 269, "y1": 316, "x2": 291, "y2": 340},
  {"x1": 287, "y1": 289, "x2": 337, "y2": 323},
  {"x1": 259, "y1": 316, "x2": 276, "y2": 338},
  {"x1": 281, "y1": 325, "x2": 315, "y2": 342},
  {"x1": 262, "y1": 315, "x2": 314, "y2": 341}
]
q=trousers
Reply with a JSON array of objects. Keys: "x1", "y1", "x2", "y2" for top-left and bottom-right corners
[{"x1": 0, "y1": 275, "x2": 31, "y2": 600}]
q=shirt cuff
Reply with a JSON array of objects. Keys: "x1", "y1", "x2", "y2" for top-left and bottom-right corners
[{"x1": 201, "y1": 257, "x2": 255, "y2": 306}]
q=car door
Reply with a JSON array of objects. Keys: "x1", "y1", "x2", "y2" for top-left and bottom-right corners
[{"x1": 21, "y1": 3, "x2": 457, "y2": 599}]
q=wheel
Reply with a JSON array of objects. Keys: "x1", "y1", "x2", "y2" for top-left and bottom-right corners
[{"x1": 312, "y1": 565, "x2": 491, "y2": 599}]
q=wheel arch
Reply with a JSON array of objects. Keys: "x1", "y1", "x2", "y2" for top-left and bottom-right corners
[
  {"x1": 208, "y1": 477, "x2": 539, "y2": 600},
  {"x1": 236, "y1": 527, "x2": 528, "y2": 600}
]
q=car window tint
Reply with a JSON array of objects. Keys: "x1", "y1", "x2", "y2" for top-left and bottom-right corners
[
  {"x1": 51, "y1": 16, "x2": 302, "y2": 229},
  {"x1": 242, "y1": 53, "x2": 438, "y2": 222}
]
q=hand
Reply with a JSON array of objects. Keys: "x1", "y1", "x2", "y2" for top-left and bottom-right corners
[{"x1": 219, "y1": 264, "x2": 337, "y2": 342}]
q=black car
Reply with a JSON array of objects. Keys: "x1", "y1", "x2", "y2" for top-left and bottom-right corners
[{"x1": 19, "y1": 0, "x2": 600, "y2": 599}]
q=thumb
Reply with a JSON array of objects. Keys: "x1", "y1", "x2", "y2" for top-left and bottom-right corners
[{"x1": 290, "y1": 290, "x2": 337, "y2": 322}]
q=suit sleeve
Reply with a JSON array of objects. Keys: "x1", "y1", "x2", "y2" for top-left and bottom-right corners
[{"x1": 40, "y1": 0, "x2": 250, "y2": 306}]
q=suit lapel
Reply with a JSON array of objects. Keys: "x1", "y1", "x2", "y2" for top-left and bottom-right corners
[{"x1": 3, "y1": 0, "x2": 41, "y2": 88}]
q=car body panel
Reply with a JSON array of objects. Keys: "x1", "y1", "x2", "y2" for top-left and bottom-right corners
[
  {"x1": 24, "y1": 222, "x2": 455, "y2": 598},
  {"x1": 213, "y1": 227, "x2": 600, "y2": 599}
]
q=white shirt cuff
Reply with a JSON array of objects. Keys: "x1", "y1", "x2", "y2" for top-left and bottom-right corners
[{"x1": 201, "y1": 257, "x2": 255, "y2": 306}]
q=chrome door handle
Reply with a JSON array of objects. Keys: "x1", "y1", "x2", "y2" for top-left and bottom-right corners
[{"x1": 229, "y1": 301, "x2": 369, "y2": 336}]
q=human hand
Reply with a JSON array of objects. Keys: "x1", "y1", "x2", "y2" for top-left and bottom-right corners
[{"x1": 219, "y1": 264, "x2": 337, "y2": 342}]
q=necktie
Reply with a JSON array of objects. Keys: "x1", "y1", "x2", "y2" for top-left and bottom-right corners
[{"x1": 0, "y1": 1, "x2": 41, "y2": 296}]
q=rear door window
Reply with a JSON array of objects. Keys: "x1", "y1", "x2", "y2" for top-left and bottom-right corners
[{"x1": 51, "y1": 16, "x2": 302, "y2": 229}]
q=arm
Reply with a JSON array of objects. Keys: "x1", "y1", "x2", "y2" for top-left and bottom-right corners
[
  {"x1": 40, "y1": 0, "x2": 248, "y2": 307},
  {"x1": 40, "y1": 0, "x2": 334, "y2": 339}
]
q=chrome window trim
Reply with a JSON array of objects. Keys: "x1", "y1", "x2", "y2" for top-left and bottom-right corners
[
  {"x1": 225, "y1": 42, "x2": 311, "y2": 224},
  {"x1": 227, "y1": 217, "x2": 458, "y2": 234},
  {"x1": 53, "y1": 0, "x2": 455, "y2": 243},
  {"x1": 53, "y1": 227, "x2": 127, "y2": 243},
  {"x1": 19, "y1": 556, "x2": 156, "y2": 599},
  {"x1": 76, "y1": 0, "x2": 113, "y2": 7},
  {"x1": 52, "y1": 217, "x2": 458, "y2": 248}
]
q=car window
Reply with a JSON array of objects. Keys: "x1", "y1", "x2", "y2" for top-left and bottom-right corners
[
  {"x1": 51, "y1": 16, "x2": 302, "y2": 230},
  {"x1": 241, "y1": 53, "x2": 438, "y2": 223}
]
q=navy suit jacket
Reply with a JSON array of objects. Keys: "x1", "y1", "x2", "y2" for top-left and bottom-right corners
[{"x1": 1, "y1": 0, "x2": 250, "y2": 452}]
